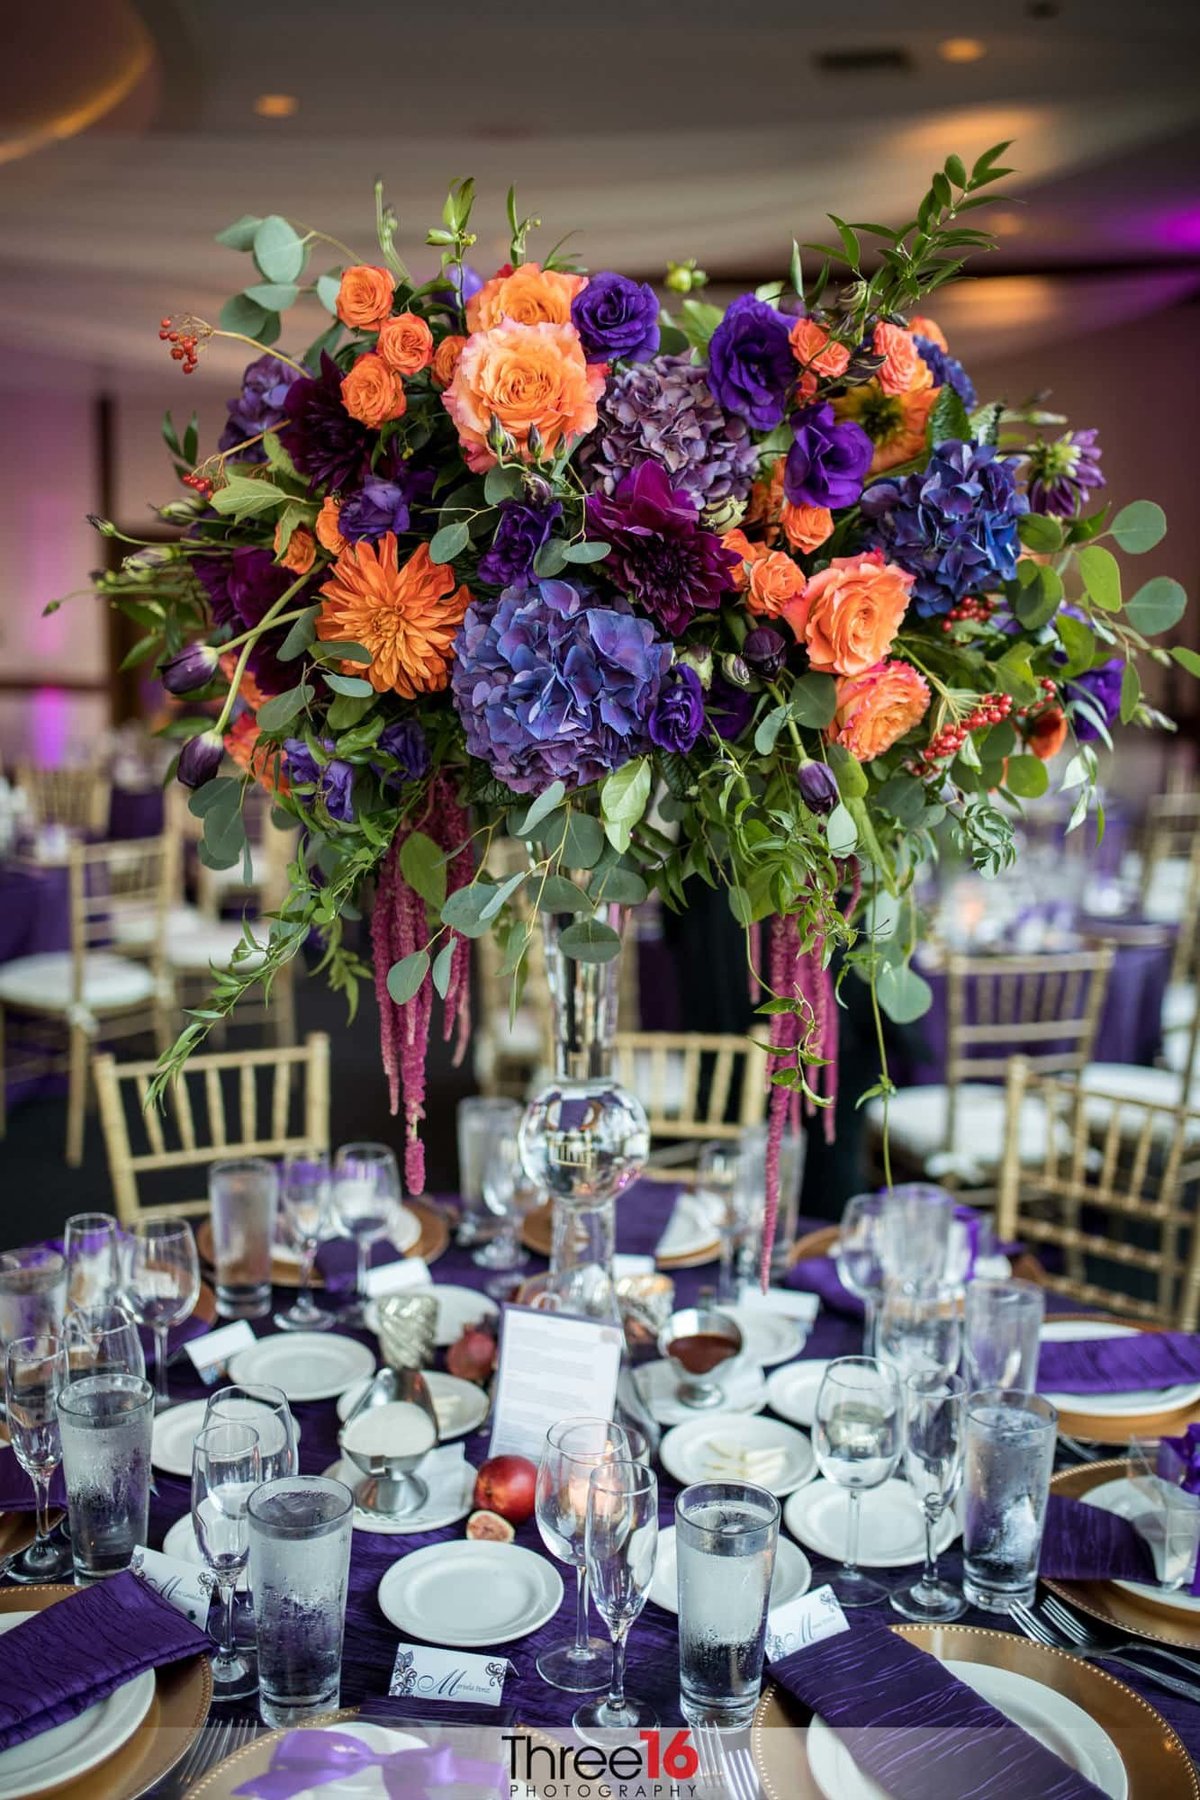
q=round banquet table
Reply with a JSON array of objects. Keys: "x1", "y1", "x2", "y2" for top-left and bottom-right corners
[
  {"x1": 0, "y1": 858, "x2": 70, "y2": 966},
  {"x1": 92, "y1": 1179, "x2": 1200, "y2": 1778}
]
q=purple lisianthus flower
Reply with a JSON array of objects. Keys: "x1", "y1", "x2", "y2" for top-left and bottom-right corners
[
  {"x1": 1025, "y1": 428, "x2": 1105, "y2": 517},
  {"x1": 218, "y1": 355, "x2": 296, "y2": 461},
  {"x1": 478, "y1": 500, "x2": 562, "y2": 588},
  {"x1": 706, "y1": 671, "x2": 754, "y2": 743},
  {"x1": 177, "y1": 730, "x2": 225, "y2": 790},
  {"x1": 585, "y1": 461, "x2": 739, "y2": 637},
  {"x1": 374, "y1": 718, "x2": 430, "y2": 785},
  {"x1": 648, "y1": 664, "x2": 705, "y2": 753},
  {"x1": 798, "y1": 761, "x2": 840, "y2": 815},
  {"x1": 579, "y1": 353, "x2": 757, "y2": 514},
  {"x1": 571, "y1": 273, "x2": 660, "y2": 364},
  {"x1": 784, "y1": 402, "x2": 873, "y2": 510},
  {"x1": 706, "y1": 295, "x2": 795, "y2": 431},
  {"x1": 912, "y1": 337, "x2": 977, "y2": 411},
  {"x1": 1067, "y1": 659, "x2": 1123, "y2": 741},
  {"x1": 159, "y1": 642, "x2": 219, "y2": 696},
  {"x1": 284, "y1": 739, "x2": 356, "y2": 822},
  {"x1": 860, "y1": 439, "x2": 1028, "y2": 618},
  {"x1": 278, "y1": 352, "x2": 372, "y2": 489},
  {"x1": 742, "y1": 626, "x2": 787, "y2": 681},
  {"x1": 450, "y1": 578, "x2": 670, "y2": 794},
  {"x1": 195, "y1": 547, "x2": 315, "y2": 696},
  {"x1": 338, "y1": 471, "x2": 425, "y2": 543}
]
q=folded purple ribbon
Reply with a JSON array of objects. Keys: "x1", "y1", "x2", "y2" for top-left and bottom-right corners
[
  {"x1": 770, "y1": 1617, "x2": 1108, "y2": 1799},
  {"x1": 1038, "y1": 1494, "x2": 1157, "y2": 1582},
  {"x1": 0, "y1": 1569, "x2": 210, "y2": 1752},
  {"x1": 785, "y1": 1257, "x2": 864, "y2": 1319},
  {"x1": 1038, "y1": 1330, "x2": 1200, "y2": 1395},
  {"x1": 231, "y1": 1727, "x2": 505, "y2": 1799},
  {"x1": 0, "y1": 1444, "x2": 66, "y2": 1512}
]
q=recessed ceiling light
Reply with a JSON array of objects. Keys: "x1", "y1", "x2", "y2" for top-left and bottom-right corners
[
  {"x1": 255, "y1": 94, "x2": 298, "y2": 118},
  {"x1": 938, "y1": 37, "x2": 987, "y2": 63}
]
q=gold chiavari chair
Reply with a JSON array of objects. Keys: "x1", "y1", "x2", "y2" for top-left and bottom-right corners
[
  {"x1": 996, "y1": 1056, "x2": 1200, "y2": 1329},
  {"x1": 0, "y1": 835, "x2": 175, "y2": 1164},
  {"x1": 612, "y1": 1030, "x2": 768, "y2": 1172},
  {"x1": 16, "y1": 761, "x2": 111, "y2": 836},
  {"x1": 94, "y1": 1031, "x2": 330, "y2": 1225}
]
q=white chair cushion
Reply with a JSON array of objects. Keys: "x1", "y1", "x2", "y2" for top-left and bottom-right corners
[
  {"x1": 1163, "y1": 980, "x2": 1197, "y2": 1036},
  {"x1": 166, "y1": 920, "x2": 267, "y2": 973},
  {"x1": 0, "y1": 951, "x2": 155, "y2": 1013},
  {"x1": 863, "y1": 1082, "x2": 1056, "y2": 1184},
  {"x1": 111, "y1": 905, "x2": 202, "y2": 949}
]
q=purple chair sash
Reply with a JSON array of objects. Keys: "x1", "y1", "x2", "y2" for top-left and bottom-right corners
[{"x1": 1038, "y1": 1331, "x2": 1200, "y2": 1395}]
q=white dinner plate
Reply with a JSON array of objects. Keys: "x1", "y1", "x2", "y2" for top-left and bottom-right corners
[
  {"x1": 377, "y1": 1540, "x2": 564, "y2": 1646},
  {"x1": 806, "y1": 1658, "x2": 1126, "y2": 1800},
  {"x1": 1039, "y1": 1319, "x2": 1200, "y2": 1418},
  {"x1": 660, "y1": 1414, "x2": 817, "y2": 1496},
  {"x1": 635, "y1": 1355, "x2": 768, "y2": 1427},
  {"x1": 649, "y1": 1525, "x2": 812, "y2": 1616},
  {"x1": 162, "y1": 1514, "x2": 249, "y2": 1591},
  {"x1": 152, "y1": 1397, "x2": 303, "y2": 1476},
  {"x1": 0, "y1": 1614, "x2": 156, "y2": 1799},
  {"x1": 322, "y1": 1456, "x2": 477, "y2": 1534},
  {"x1": 1079, "y1": 1475, "x2": 1200, "y2": 1616},
  {"x1": 227, "y1": 1332, "x2": 375, "y2": 1402},
  {"x1": 765, "y1": 1360, "x2": 830, "y2": 1429},
  {"x1": 365, "y1": 1285, "x2": 499, "y2": 1349},
  {"x1": 724, "y1": 1306, "x2": 807, "y2": 1368},
  {"x1": 784, "y1": 1478, "x2": 958, "y2": 1567},
  {"x1": 337, "y1": 1370, "x2": 490, "y2": 1439}
]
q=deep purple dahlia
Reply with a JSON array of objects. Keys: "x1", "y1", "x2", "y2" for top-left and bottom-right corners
[
  {"x1": 338, "y1": 468, "x2": 432, "y2": 544},
  {"x1": 195, "y1": 547, "x2": 314, "y2": 695},
  {"x1": 579, "y1": 354, "x2": 757, "y2": 513},
  {"x1": 450, "y1": 578, "x2": 670, "y2": 794},
  {"x1": 283, "y1": 739, "x2": 355, "y2": 822},
  {"x1": 648, "y1": 664, "x2": 705, "y2": 754},
  {"x1": 1025, "y1": 428, "x2": 1105, "y2": 517},
  {"x1": 218, "y1": 355, "x2": 296, "y2": 461},
  {"x1": 571, "y1": 272, "x2": 661, "y2": 364},
  {"x1": 278, "y1": 352, "x2": 372, "y2": 489},
  {"x1": 784, "y1": 402, "x2": 873, "y2": 511},
  {"x1": 912, "y1": 337, "x2": 977, "y2": 410},
  {"x1": 706, "y1": 295, "x2": 795, "y2": 431},
  {"x1": 477, "y1": 500, "x2": 562, "y2": 588},
  {"x1": 585, "y1": 461, "x2": 739, "y2": 637}
]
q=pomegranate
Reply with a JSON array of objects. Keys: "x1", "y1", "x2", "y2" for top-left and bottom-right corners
[
  {"x1": 466, "y1": 1508, "x2": 515, "y2": 1542},
  {"x1": 446, "y1": 1319, "x2": 498, "y2": 1384},
  {"x1": 473, "y1": 1454, "x2": 537, "y2": 1526}
]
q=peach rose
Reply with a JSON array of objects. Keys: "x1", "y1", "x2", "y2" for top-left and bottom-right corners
[
  {"x1": 315, "y1": 496, "x2": 347, "y2": 556},
  {"x1": 783, "y1": 553, "x2": 913, "y2": 677},
  {"x1": 1028, "y1": 708, "x2": 1068, "y2": 761},
  {"x1": 748, "y1": 549, "x2": 806, "y2": 618},
  {"x1": 466, "y1": 262, "x2": 587, "y2": 331},
  {"x1": 745, "y1": 458, "x2": 786, "y2": 534},
  {"x1": 442, "y1": 319, "x2": 606, "y2": 471},
  {"x1": 780, "y1": 503, "x2": 834, "y2": 554},
  {"x1": 275, "y1": 522, "x2": 316, "y2": 575},
  {"x1": 721, "y1": 528, "x2": 766, "y2": 591},
  {"x1": 908, "y1": 314, "x2": 947, "y2": 353},
  {"x1": 830, "y1": 660, "x2": 931, "y2": 762},
  {"x1": 431, "y1": 334, "x2": 467, "y2": 389},
  {"x1": 341, "y1": 353, "x2": 407, "y2": 428},
  {"x1": 873, "y1": 322, "x2": 933, "y2": 398},
  {"x1": 377, "y1": 311, "x2": 434, "y2": 376},
  {"x1": 335, "y1": 265, "x2": 395, "y2": 332},
  {"x1": 789, "y1": 317, "x2": 850, "y2": 399}
]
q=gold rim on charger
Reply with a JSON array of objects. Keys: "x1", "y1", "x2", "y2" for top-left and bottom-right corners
[
  {"x1": 750, "y1": 1622, "x2": 1198, "y2": 1800},
  {"x1": 1048, "y1": 1459, "x2": 1200, "y2": 1646},
  {"x1": 197, "y1": 1198, "x2": 450, "y2": 1288},
  {"x1": 0, "y1": 1585, "x2": 212, "y2": 1800}
]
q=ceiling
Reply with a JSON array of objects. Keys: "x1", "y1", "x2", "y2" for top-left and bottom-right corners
[{"x1": 0, "y1": 0, "x2": 1198, "y2": 393}]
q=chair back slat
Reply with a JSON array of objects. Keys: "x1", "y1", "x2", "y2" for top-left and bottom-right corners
[
  {"x1": 17, "y1": 764, "x2": 111, "y2": 835},
  {"x1": 612, "y1": 1031, "x2": 768, "y2": 1149}
]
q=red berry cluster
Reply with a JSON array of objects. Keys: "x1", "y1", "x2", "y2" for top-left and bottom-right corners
[
  {"x1": 917, "y1": 692, "x2": 1014, "y2": 768},
  {"x1": 159, "y1": 317, "x2": 200, "y2": 374},
  {"x1": 940, "y1": 595, "x2": 995, "y2": 635},
  {"x1": 182, "y1": 470, "x2": 214, "y2": 498},
  {"x1": 1016, "y1": 677, "x2": 1060, "y2": 721}
]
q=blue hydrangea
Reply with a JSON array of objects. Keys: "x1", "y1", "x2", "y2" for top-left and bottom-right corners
[{"x1": 913, "y1": 337, "x2": 977, "y2": 410}]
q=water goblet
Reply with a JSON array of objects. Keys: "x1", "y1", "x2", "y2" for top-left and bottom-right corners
[
  {"x1": 64, "y1": 1302, "x2": 146, "y2": 1380},
  {"x1": 534, "y1": 1415, "x2": 630, "y2": 1691},
  {"x1": 878, "y1": 1184, "x2": 955, "y2": 1289},
  {"x1": 275, "y1": 1152, "x2": 336, "y2": 1332},
  {"x1": 574, "y1": 1460, "x2": 659, "y2": 1737},
  {"x1": 812, "y1": 1356, "x2": 902, "y2": 1607},
  {"x1": 331, "y1": 1143, "x2": 401, "y2": 1328},
  {"x1": 877, "y1": 1281, "x2": 961, "y2": 1383},
  {"x1": 734, "y1": 1123, "x2": 805, "y2": 1284},
  {"x1": 694, "y1": 1141, "x2": 740, "y2": 1305},
  {"x1": 192, "y1": 1420, "x2": 261, "y2": 1700},
  {"x1": 204, "y1": 1383, "x2": 298, "y2": 1482},
  {"x1": 456, "y1": 1095, "x2": 522, "y2": 1245},
  {"x1": 64, "y1": 1213, "x2": 120, "y2": 1310},
  {"x1": 964, "y1": 1279, "x2": 1045, "y2": 1391},
  {"x1": 209, "y1": 1158, "x2": 277, "y2": 1320},
  {"x1": 891, "y1": 1371, "x2": 967, "y2": 1622},
  {"x1": 0, "y1": 1249, "x2": 66, "y2": 1349},
  {"x1": 124, "y1": 1219, "x2": 201, "y2": 1409},
  {"x1": 835, "y1": 1195, "x2": 886, "y2": 1356},
  {"x1": 473, "y1": 1133, "x2": 537, "y2": 1291},
  {"x1": 3, "y1": 1333, "x2": 72, "y2": 1583}
]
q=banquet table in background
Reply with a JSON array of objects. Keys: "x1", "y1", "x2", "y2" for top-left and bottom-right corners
[{"x1": 0, "y1": 859, "x2": 69, "y2": 967}]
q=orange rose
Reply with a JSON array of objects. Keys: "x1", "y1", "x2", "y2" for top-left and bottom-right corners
[
  {"x1": 872, "y1": 322, "x2": 933, "y2": 398},
  {"x1": 335, "y1": 265, "x2": 395, "y2": 331},
  {"x1": 442, "y1": 320, "x2": 605, "y2": 472},
  {"x1": 223, "y1": 713, "x2": 287, "y2": 795},
  {"x1": 748, "y1": 549, "x2": 806, "y2": 618},
  {"x1": 1028, "y1": 708, "x2": 1068, "y2": 761},
  {"x1": 780, "y1": 503, "x2": 834, "y2": 554},
  {"x1": 340, "y1": 353, "x2": 407, "y2": 428},
  {"x1": 745, "y1": 458, "x2": 787, "y2": 535},
  {"x1": 377, "y1": 312, "x2": 434, "y2": 376},
  {"x1": 908, "y1": 314, "x2": 947, "y2": 352},
  {"x1": 315, "y1": 496, "x2": 347, "y2": 556},
  {"x1": 721, "y1": 528, "x2": 766, "y2": 591},
  {"x1": 467, "y1": 262, "x2": 587, "y2": 331},
  {"x1": 789, "y1": 317, "x2": 850, "y2": 400},
  {"x1": 830, "y1": 660, "x2": 931, "y2": 762},
  {"x1": 783, "y1": 553, "x2": 913, "y2": 677},
  {"x1": 274, "y1": 522, "x2": 316, "y2": 575},
  {"x1": 431, "y1": 334, "x2": 467, "y2": 389}
]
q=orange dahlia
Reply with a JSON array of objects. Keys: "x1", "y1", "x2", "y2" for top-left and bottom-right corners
[
  {"x1": 317, "y1": 536, "x2": 470, "y2": 698},
  {"x1": 223, "y1": 712, "x2": 287, "y2": 794}
]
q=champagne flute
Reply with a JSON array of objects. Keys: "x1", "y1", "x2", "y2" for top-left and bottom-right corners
[
  {"x1": 891, "y1": 1371, "x2": 967, "y2": 1622},
  {"x1": 574, "y1": 1459, "x2": 659, "y2": 1737},
  {"x1": 275, "y1": 1152, "x2": 335, "y2": 1332},
  {"x1": 877, "y1": 1281, "x2": 961, "y2": 1383},
  {"x1": 331, "y1": 1143, "x2": 401, "y2": 1328},
  {"x1": 3, "y1": 1333, "x2": 72, "y2": 1582},
  {"x1": 64, "y1": 1302, "x2": 146, "y2": 1380},
  {"x1": 835, "y1": 1194, "x2": 886, "y2": 1357},
  {"x1": 204, "y1": 1383, "x2": 297, "y2": 1482},
  {"x1": 192, "y1": 1420, "x2": 261, "y2": 1700},
  {"x1": 64, "y1": 1213, "x2": 120, "y2": 1309},
  {"x1": 812, "y1": 1356, "x2": 902, "y2": 1607},
  {"x1": 534, "y1": 1416, "x2": 630, "y2": 1691},
  {"x1": 124, "y1": 1220, "x2": 201, "y2": 1409}
]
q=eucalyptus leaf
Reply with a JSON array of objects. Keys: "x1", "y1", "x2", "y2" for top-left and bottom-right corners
[
  {"x1": 1013, "y1": 563, "x2": 1063, "y2": 630},
  {"x1": 326, "y1": 691, "x2": 375, "y2": 731},
  {"x1": 442, "y1": 884, "x2": 499, "y2": 937},
  {"x1": 1004, "y1": 756, "x2": 1049, "y2": 799},
  {"x1": 789, "y1": 673, "x2": 837, "y2": 730},
  {"x1": 386, "y1": 950, "x2": 430, "y2": 1006},
  {"x1": 323, "y1": 673, "x2": 374, "y2": 698},
  {"x1": 399, "y1": 831, "x2": 447, "y2": 910},
  {"x1": 1111, "y1": 500, "x2": 1166, "y2": 555},
  {"x1": 1055, "y1": 610, "x2": 1094, "y2": 677},
  {"x1": 877, "y1": 961, "x2": 933, "y2": 1025},
  {"x1": 563, "y1": 541, "x2": 611, "y2": 564},
  {"x1": 1018, "y1": 513, "x2": 1065, "y2": 554},
  {"x1": 601, "y1": 758, "x2": 651, "y2": 827},
  {"x1": 253, "y1": 215, "x2": 306, "y2": 284},
  {"x1": 429, "y1": 521, "x2": 469, "y2": 564},
  {"x1": 754, "y1": 705, "x2": 790, "y2": 757},
  {"x1": 216, "y1": 214, "x2": 264, "y2": 251},
  {"x1": 876, "y1": 773, "x2": 925, "y2": 825},
  {"x1": 480, "y1": 870, "x2": 526, "y2": 922},
  {"x1": 431, "y1": 941, "x2": 455, "y2": 1000},
  {"x1": 528, "y1": 875, "x2": 592, "y2": 913},
  {"x1": 256, "y1": 683, "x2": 314, "y2": 732},
  {"x1": 590, "y1": 866, "x2": 649, "y2": 906},
  {"x1": 533, "y1": 537, "x2": 569, "y2": 579},
  {"x1": 826, "y1": 803, "x2": 858, "y2": 857},
  {"x1": 558, "y1": 918, "x2": 623, "y2": 963},
  {"x1": 1126, "y1": 577, "x2": 1187, "y2": 636},
  {"x1": 243, "y1": 282, "x2": 299, "y2": 311},
  {"x1": 562, "y1": 811, "x2": 604, "y2": 868},
  {"x1": 1172, "y1": 645, "x2": 1200, "y2": 679},
  {"x1": 483, "y1": 463, "x2": 525, "y2": 505},
  {"x1": 218, "y1": 294, "x2": 272, "y2": 340},
  {"x1": 1077, "y1": 544, "x2": 1122, "y2": 613},
  {"x1": 511, "y1": 782, "x2": 566, "y2": 838}
]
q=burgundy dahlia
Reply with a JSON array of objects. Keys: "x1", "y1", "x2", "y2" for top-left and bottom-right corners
[
  {"x1": 585, "y1": 461, "x2": 739, "y2": 636},
  {"x1": 278, "y1": 352, "x2": 372, "y2": 489}
]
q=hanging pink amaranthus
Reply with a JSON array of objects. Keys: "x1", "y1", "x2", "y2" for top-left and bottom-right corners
[{"x1": 372, "y1": 774, "x2": 473, "y2": 1195}]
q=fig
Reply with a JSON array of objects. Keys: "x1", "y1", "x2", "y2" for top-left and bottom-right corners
[
  {"x1": 466, "y1": 1508, "x2": 516, "y2": 1542},
  {"x1": 473, "y1": 1453, "x2": 537, "y2": 1526}
]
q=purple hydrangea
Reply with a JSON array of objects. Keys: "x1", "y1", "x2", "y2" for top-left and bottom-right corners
[
  {"x1": 278, "y1": 352, "x2": 372, "y2": 489},
  {"x1": 218, "y1": 355, "x2": 296, "y2": 461},
  {"x1": 477, "y1": 500, "x2": 562, "y2": 588},
  {"x1": 913, "y1": 337, "x2": 977, "y2": 410},
  {"x1": 283, "y1": 739, "x2": 356, "y2": 822},
  {"x1": 374, "y1": 718, "x2": 431, "y2": 785},
  {"x1": 860, "y1": 439, "x2": 1028, "y2": 618},
  {"x1": 585, "y1": 461, "x2": 739, "y2": 637},
  {"x1": 1026, "y1": 428, "x2": 1105, "y2": 516},
  {"x1": 579, "y1": 354, "x2": 757, "y2": 513},
  {"x1": 784, "y1": 402, "x2": 873, "y2": 510},
  {"x1": 648, "y1": 664, "x2": 705, "y2": 753},
  {"x1": 571, "y1": 273, "x2": 661, "y2": 364},
  {"x1": 195, "y1": 547, "x2": 314, "y2": 695},
  {"x1": 450, "y1": 578, "x2": 670, "y2": 794},
  {"x1": 706, "y1": 295, "x2": 795, "y2": 431}
]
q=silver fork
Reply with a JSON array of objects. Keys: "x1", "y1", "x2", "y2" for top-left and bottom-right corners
[
  {"x1": 1040, "y1": 1590, "x2": 1200, "y2": 1684},
  {"x1": 169, "y1": 1716, "x2": 234, "y2": 1794},
  {"x1": 695, "y1": 1722, "x2": 735, "y2": 1797},
  {"x1": 725, "y1": 1740, "x2": 763, "y2": 1800},
  {"x1": 1011, "y1": 1601, "x2": 1200, "y2": 1705}
]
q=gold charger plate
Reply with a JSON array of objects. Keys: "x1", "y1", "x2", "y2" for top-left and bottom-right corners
[
  {"x1": 520, "y1": 1202, "x2": 719, "y2": 1269},
  {"x1": 751, "y1": 1621, "x2": 1198, "y2": 1800},
  {"x1": 0, "y1": 1585, "x2": 211, "y2": 1800},
  {"x1": 1042, "y1": 1316, "x2": 1200, "y2": 1446},
  {"x1": 1048, "y1": 1459, "x2": 1200, "y2": 1646},
  {"x1": 197, "y1": 1200, "x2": 451, "y2": 1289}
]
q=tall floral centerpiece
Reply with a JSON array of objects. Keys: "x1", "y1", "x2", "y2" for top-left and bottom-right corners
[{"x1": 78, "y1": 147, "x2": 1191, "y2": 1281}]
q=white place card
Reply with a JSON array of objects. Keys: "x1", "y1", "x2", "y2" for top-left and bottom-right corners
[
  {"x1": 613, "y1": 1253, "x2": 656, "y2": 1280},
  {"x1": 130, "y1": 1545, "x2": 211, "y2": 1628},
  {"x1": 389, "y1": 1642, "x2": 509, "y2": 1705},
  {"x1": 184, "y1": 1319, "x2": 255, "y2": 1384},
  {"x1": 488, "y1": 1305, "x2": 623, "y2": 1463},
  {"x1": 765, "y1": 1583, "x2": 850, "y2": 1662},
  {"x1": 735, "y1": 1285, "x2": 821, "y2": 1323},
  {"x1": 363, "y1": 1256, "x2": 432, "y2": 1298}
]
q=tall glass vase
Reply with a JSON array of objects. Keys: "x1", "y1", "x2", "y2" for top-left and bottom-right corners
[{"x1": 517, "y1": 904, "x2": 649, "y2": 1322}]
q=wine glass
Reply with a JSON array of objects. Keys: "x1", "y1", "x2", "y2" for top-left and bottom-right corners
[
  {"x1": 812, "y1": 1356, "x2": 902, "y2": 1608},
  {"x1": 64, "y1": 1303, "x2": 146, "y2": 1380},
  {"x1": 331, "y1": 1143, "x2": 401, "y2": 1327},
  {"x1": 475, "y1": 1136, "x2": 540, "y2": 1295},
  {"x1": 124, "y1": 1220, "x2": 201, "y2": 1409},
  {"x1": 534, "y1": 1416, "x2": 630, "y2": 1691},
  {"x1": 3, "y1": 1333, "x2": 72, "y2": 1582},
  {"x1": 192, "y1": 1420, "x2": 261, "y2": 1700},
  {"x1": 204, "y1": 1383, "x2": 297, "y2": 1482},
  {"x1": 64, "y1": 1214, "x2": 120, "y2": 1309},
  {"x1": 574, "y1": 1459, "x2": 659, "y2": 1737},
  {"x1": 835, "y1": 1194, "x2": 886, "y2": 1356},
  {"x1": 275, "y1": 1153, "x2": 335, "y2": 1332},
  {"x1": 891, "y1": 1371, "x2": 967, "y2": 1622},
  {"x1": 877, "y1": 1282, "x2": 961, "y2": 1383},
  {"x1": 0, "y1": 1249, "x2": 66, "y2": 1349},
  {"x1": 879, "y1": 1185, "x2": 954, "y2": 1289},
  {"x1": 696, "y1": 1142, "x2": 740, "y2": 1305}
]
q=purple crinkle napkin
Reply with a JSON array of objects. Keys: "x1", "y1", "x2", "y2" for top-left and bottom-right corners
[
  {"x1": 770, "y1": 1617, "x2": 1108, "y2": 1799},
  {"x1": 0, "y1": 1444, "x2": 66, "y2": 1511},
  {"x1": 1038, "y1": 1494, "x2": 1157, "y2": 1582},
  {"x1": 0, "y1": 1568, "x2": 210, "y2": 1752},
  {"x1": 785, "y1": 1257, "x2": 864, "y2": 1319},
  {"x1": 1038, "y1": 1330, "x2": 1200, "y2": 1395}
]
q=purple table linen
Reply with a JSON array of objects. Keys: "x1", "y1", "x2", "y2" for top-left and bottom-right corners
[
  {"x1": 1038, "y1": 1495, "x2": 1157, "y2": 1582},
  {"x1": 1038, "y1": 1330, "x2": 1200, "y2": 1394},
  {"x1": 785, "y1": 1256, "x2": 864, "y2": 1319},
  {"x1": 0, "y1": 1446, "x2": 66, "y2": 1511}
]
